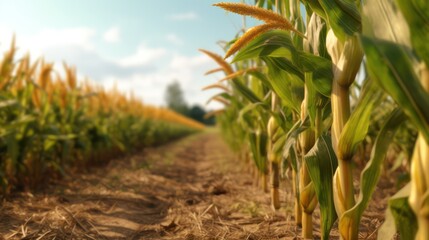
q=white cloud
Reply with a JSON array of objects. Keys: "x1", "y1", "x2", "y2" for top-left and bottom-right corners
[
  {"x1": 170, "y1": 54, "x2": 210, "y2": 70},
  {"x1": 118, "y1": 44, "x2": 167, "y2": 67},
  {"x1": 165, "y1": 33, "x2": 183, "y2": 46},
  {"x1": 101, "y1": 52, "x2": 223, "y2": 110},
  {"x1": 168, "y1": 12, "x2": 198, "y2": 21},
  {"x1": 103, "y1": 26, "x2": 120, "y2": 43},
  {"x1": 43, "y1": 46, "x2": 155, "y2": 80},
  {"x1": 0, "y1": 26, "x2": 95, "y2": 57},
  {"x1": 0, "y1": 25, "x2": 222, "y2": 110},
  {"x1": 24, "y1": 27, "x2": 95, "y2": 54}
]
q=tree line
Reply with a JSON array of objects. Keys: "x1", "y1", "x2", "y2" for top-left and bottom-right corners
[{"x1": 164, "y1": 81, "x2": 215, "y2": 125}]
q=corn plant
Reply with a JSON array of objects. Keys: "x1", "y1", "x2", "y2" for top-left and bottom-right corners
[
  {"x1": 361, "y1": 0, "x2": 429, "y2": 239},
  {"x1": 204, "y1": 0, "x2": 429, "y2": 239},
  {"x1": 200, "y1": 49, "x2": 275, "y2": 193},
  {"x1": 0, "y1": 39, "x2": 204, "y2": 194}
]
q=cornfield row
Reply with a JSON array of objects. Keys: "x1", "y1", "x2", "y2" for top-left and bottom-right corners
[
  {"x1": 0, "y1": 39, "x2": 204, "y2": 194},
  {"x1": 201, "y1": 0, "x2": 428, "y2": 239}
]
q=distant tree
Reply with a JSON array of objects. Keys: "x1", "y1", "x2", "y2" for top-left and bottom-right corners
[
  {"x1": 188, "y1": 105, "x2": 216, "y2": 125},
  {"x1": 164, "y1": 80, "x2": 189, "y2": 115},
  {"x1": 188, "y1": 105, "x2": 205, "y2": 123}
]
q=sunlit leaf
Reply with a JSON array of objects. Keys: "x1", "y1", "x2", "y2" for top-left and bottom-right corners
[
  {"x1": 361, "y1": 36, "x2": 429, "y2": 143},
  {"x1": 316, "y1": 0, "x2": 361, "y2": 41},
  {"x1": 342, "y1": 109, "x2": 407, "y2": 234},
  {"x1": 378, "y1": 183, "x2": 418, "y2": 240},
  {"x1": 304, "y1": 134, "x2": 338, "y2": 239},
  {"x1": 396, "y1": 0, "x2": 429, "y2": 66},
  {"x1": 338, "y1": 78, "x2": 382, "y2": 160}
]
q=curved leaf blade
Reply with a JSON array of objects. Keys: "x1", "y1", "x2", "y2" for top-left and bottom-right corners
[
  {"x1": 316, "y1": 0, "x2": 361, "y2": 41},
  {"x1": 233, "y1": 30, "x2": 298, "y2": 63},
  {"x1": 396, "y1": 0, "x2": 429, "y2": 66},
  {"x1": 300, "y1": 52, "x2": 333, "y2": 97},
  {"x1": 231, "y1": 79, "x2": 263, "y2": 104},
  {"x1": 338, "y1": 78, "x2": 382, "y2": 159},
  {"x1": 378, "y1": 183, "x2": 418, "y2": 240},
  {"x1": 342, "y1": 108, "x2": 407, "y2": 232},
  {"x1": 264, "y1": 58, "x2": 304, "y2": 113},
  {"x1": 304, "y1": 134, "x2": 338, "y2": 239},
  {"x1": 361, "y1": 36, "x2": 429, "y2": 143}
]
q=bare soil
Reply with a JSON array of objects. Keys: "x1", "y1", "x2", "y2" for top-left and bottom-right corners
[{"x1": 0, "y1": 131, "x2": 398, "y2": 239}]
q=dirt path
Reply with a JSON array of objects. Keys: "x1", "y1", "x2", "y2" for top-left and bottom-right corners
[{"x1": 0, "y1": 131, "x2": 393, "y2": 239}]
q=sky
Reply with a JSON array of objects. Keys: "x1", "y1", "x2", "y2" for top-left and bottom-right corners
[{"x1": 0, "y1": 0, "x2": 259, "y2": 110}]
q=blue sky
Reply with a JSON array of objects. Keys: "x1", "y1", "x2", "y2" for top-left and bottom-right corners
[{"x1": 0, "y1": 0, "x2": 259, "y2": 109}]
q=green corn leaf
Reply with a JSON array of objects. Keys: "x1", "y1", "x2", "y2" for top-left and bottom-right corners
[
  {"x1": 362, "y1": 0, "x2": 411, "y2": 47},
  {"x1": 269, "y1": 107, "x2": 289, "y2": 133},
  {"x1": 279, "y1": 107, "x2": 295, "y2": 131},
  {"x1": 0, "y1": 99, "x2": 18, "y2": 109},
  {"x1": 232, "y1": 29, "x2": 332, "y2": 99},
  {"x1": 342, "y1": 108, "x2": 406, "y2": 233},
  {"x1": 291, "y1": 2, "x2": 305, "y2": 52},
  {"x1": 259, "y1": 133, "x2": 268, "y2": 162},
  {"x1": 232, "y1": 30, "x2": 298, "y2": 63},
  {"x1": 248, "y1": 132, "x2": 261, "y2": 171},
  {"x1": 338, "y1": 78, "x2": 382, "y2": 160},
  {"x1": 111, "y1": 136, "x2": 126, "y2": 152},
  {"x1": 248, "y1": 71, "x2": 274, "y2": 91},
  {"x1": 238, "y1": 101, "x2": 269, "y2": 119},
  {"x1": 231, "y1": 79, "x2": 263, "y2": 104},
  {"x1": 280, "y1": 118, "x2": 303, "y2": 203},
  {"x1": 316, "y1": 0, "x2": 361, "y2": 42},
  {"x1": 45, "y1": 133, "x2": 77, "y2": 140},
  {"x1": 264, "y1": 57, "x2": 304, "y2": 113},
  {"x1": 300, "y1": 53, "x2": 333, "y2": 97},
  {"x1": 283, "y1": 117, "x2": 310, "y2": 172},
  {"x1": 266, "y1": 0, "x2": 273, "y2": 10},
  {"x1": 267, "y1": 57, "x2": 304, "y2": 81},
  {"x1": 219, "y1": 92, "x2": 234, "y2": 102},
  {"x1": 396, "y1": 0, "x2": 429, "y2": 66},
  {"x1": 304, "y1": 134, "x2": 338, "y2": 239},
  {"x1": 249, "y1": 72, "x2": 267, "y2": 99},
  {"x1": 378, "y1": 183, "x2": 418, "y2": 240},
  {"x1": 43, "y1": 138, "x2": 57, "y2": 152},
  {"x1": 361, "y1": 36, "x2": 429, "y2": 143},
  {"x1": 6, "y1": 115, "x2": 36, "y2": 132},
  {"x1": 303, "y1": 72, "x2": 318, "y2": 130},
  {"x1": 238, "y1": 102, "x2": 269, "y2": 131},
  {"x1": 5, "y1": 133, "x2": 19, "y2": 169},
  {"x1": 256, "y1": 0, "x2": 266, "y2": 8},
  {"x1": 272, "y1": 134, "x2": 287, "y2": 156},
  {"x1": 205, "y1": 93, "x2": 231, "y2": 106},
  {"x1": 281, "y1": 142, "x2": 298, "y2": 175},
  {"x1": 302, "y1": 0, "x2": 327, "y2": 20},
  {"x1": 249, "y1": 131, "x2": 268, "y2": 173}
]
